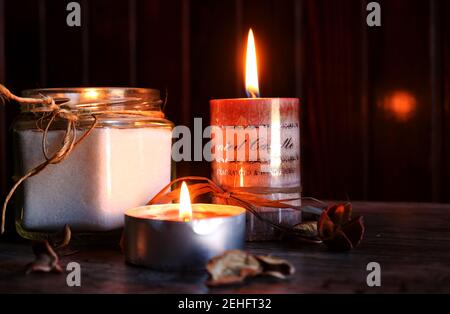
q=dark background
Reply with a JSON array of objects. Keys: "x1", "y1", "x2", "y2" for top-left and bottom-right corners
[{"x1": 0, "y1": 0, "x2": 449, "y2": 210}]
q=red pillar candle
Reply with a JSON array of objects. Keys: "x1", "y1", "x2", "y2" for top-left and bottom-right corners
[{"x1": 209, "y1": 30, "x2": 301, "y2": 241}]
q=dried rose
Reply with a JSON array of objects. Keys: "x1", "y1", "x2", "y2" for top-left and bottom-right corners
[
  {"x1": 26, "y1": 241, "x2": 63, "y2": 274},
  {"x1": 206, "y1": 250, "x2": 294, "y2": 286},
  {"x1": 318, "y1": 203, "x2": 365, "y2": 251}
]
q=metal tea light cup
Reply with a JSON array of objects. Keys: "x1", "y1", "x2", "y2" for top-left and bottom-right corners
[{"x1": 124, "y1": 204, "x2": 246, "y2": 271}]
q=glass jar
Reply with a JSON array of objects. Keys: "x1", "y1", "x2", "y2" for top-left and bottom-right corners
[{"x1": 13, "y1": 88, "x2": 173, "y2": 240}]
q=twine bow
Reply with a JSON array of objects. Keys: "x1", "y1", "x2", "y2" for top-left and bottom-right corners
[{"x1": 0, "y1": 84, "x2": 99, "y2": 233}]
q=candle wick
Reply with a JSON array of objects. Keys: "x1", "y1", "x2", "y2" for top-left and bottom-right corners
[{"x1": 246, "y1": 90, "x2": 259, "y2": 99}]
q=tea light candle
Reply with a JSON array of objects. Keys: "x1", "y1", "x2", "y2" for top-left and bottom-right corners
[
  {"x1": 210, "y1": 29, "x2": 301, "y2": 241},
  {"x1": 124, "y1": 182, "x2": 245, "y2": 271}
]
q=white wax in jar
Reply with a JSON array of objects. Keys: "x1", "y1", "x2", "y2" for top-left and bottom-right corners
[{"x1": 15, "y1": 127, "x2": 172, "y2": 231}]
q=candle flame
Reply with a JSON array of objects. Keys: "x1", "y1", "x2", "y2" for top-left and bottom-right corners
[
  {"x1": 245, "y1": 29, "x2": 260, "y2": 98},
  {"x1": 179, "y1": 182, "x2": 193, "y2": 222}
]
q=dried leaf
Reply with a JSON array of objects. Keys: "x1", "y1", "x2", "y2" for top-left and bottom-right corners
[
  {"x1": 53, "y1": 224, "x2": 71, "y2": 249},
  {"x1": 26, "y1": 224, "x2": 72, "y2": 248},
  {"x1": 293, "y1": 221, "x2": 319, "y2": 238},
  {"x1": 207, "y1": 250, "x2": 262, "y2": 286},
  {"x1": 341, "y1": 216, "x2": 365, "y2": 248},
  {"x1": 26, "y1": 241, "x2": 63, "y2": 274},
  {"x1": 254, "y1": 255, "x2": 295, "y2": 279},
  {"x1": 206, "y1": 250, "x2": 294, "y2": 286},
  {"x1": 318, "y1": 203, "x2": 365, "y2": 251},
  {"x1": 46, "y1": 224, "x2": 77, "y2": 256}
]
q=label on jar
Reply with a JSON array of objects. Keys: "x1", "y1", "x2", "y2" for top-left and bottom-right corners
[{"x1": 211, "y1": 122, "x2": 300, "y2": 188}]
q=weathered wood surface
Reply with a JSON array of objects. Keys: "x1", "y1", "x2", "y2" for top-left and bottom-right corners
[{"x1": 1, "y1": 202, "x2": 450, "y2": 293}]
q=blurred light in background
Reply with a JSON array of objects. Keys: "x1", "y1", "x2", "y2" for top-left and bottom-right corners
[{"x1": 380, "y1": 90, "x2": 417, "y2": 121}]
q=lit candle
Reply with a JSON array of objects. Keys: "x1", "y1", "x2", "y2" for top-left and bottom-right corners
[
  {"x1": 210, "y1": 29, "x2": 301, "y2": 241},
  {"x1": 124, "y1": 182, "x2": 245, "y2": 271}
]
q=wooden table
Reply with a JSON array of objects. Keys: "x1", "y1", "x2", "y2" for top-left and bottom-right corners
[{"x1": 1, "y1": 202, "x2": 450, "y2": 293}]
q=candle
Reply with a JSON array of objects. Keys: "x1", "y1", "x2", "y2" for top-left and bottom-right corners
[
  {"x1": 13, "y1": 88, "x2": 173, "y2": 235},
  {"x1": 124, "y1": 182, "x2": 245, "y2": 271},
  {"x1": 210, "y1": 29, "x2": 301, "y2": 241}
]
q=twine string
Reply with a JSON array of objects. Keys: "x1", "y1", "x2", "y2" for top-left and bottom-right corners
[
  {"x1": 148, "y1": 176, "x2": 324, "y2": 243},
  {"x1": 0, "y1": 84, "x2": 163, "y2": 234},
  {"x1": 1, "y1": 84, "x2": 318, "y2": 240},
  {"x1": 0, "y1": 84, "x2": 94, "y2": 234}
]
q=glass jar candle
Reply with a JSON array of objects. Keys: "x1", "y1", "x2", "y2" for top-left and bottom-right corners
[{"x1": 13, "y1": 88, "x2": 173, "y2": 239}]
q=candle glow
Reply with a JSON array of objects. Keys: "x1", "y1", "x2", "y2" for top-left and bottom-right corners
[
  {"x1": 245, "y1": 29, "x2": 260, "y2": 98},
  {"x1": 84, "y1": 89, "x2": 100, "y2": 99},
  {"x1": 124, "y1": 199, "x2": 246, "y2": 269},
  {"x1": 210, "y1": 28, "x2": 301, "y2": 241}
]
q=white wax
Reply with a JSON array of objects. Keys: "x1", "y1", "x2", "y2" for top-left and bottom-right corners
[{"x1": 15, "y1": 127, "x2": 172, "y2": 231}]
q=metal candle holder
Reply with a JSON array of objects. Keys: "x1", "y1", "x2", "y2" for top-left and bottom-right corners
[{"x1": 124, "y1": 204, "x2": 245, "y2": 271}]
